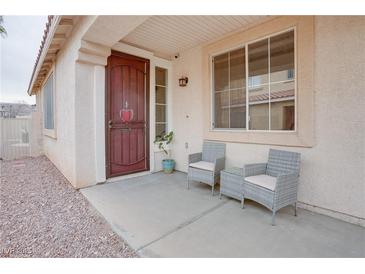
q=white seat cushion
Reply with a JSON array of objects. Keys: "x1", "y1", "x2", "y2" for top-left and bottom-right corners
[
  {"x1": 189, "y1": 161, "x2": 215, "y2": 172},
  {"x1": 245, "y1": 174, "x2": 277, "y2": 191}
]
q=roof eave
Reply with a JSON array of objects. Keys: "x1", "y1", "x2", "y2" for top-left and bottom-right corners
[{"x1": 27, "y1": 16, "x2": 62, "y2": 96}]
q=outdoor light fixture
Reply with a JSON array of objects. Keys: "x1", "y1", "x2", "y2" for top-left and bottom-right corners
[{"x1": 179, "y1": 77, "x2": 188, "y2": 87}]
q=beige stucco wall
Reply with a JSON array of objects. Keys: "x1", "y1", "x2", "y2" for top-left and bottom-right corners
[
  {"x1": 39, "y1": 16, "x2": 177, "y2": 188},
  {"x1": 74, "y1": 63, "x2": 97, "y2": 188},
  {"x1": 171, "y1": 47, "x2": 204, "y2": 172},
  {"x1": 37, "y1": 16, "x2": 364, "y2": 225},
  {"x1": 203, "y1": 16, "x2": 315, "y2": 147},
  {"x1": 307, "y1": 16, "x2": 365, "y2": 222},
  {"x1": 40, "y1": 17, "x2": 96, "y2": 187},
  {"x1": 172, "y1": 16, "x2": 365, "y2": 225},
  {"x1": 41, "y1": 39, "x2": 77, "y2": 185}
]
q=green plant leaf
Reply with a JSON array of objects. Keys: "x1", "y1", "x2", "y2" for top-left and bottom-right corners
[{"x1": 154, "y1": 131, "x2": 173, "y2": 155}]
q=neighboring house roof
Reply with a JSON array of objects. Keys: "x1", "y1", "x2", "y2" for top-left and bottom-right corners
[
  {"x1": 222, "y1": 89, "x2": 294, "y2": 109},
  {"x1": 27, "y1": 16, "x2": 75, "y2": 96},
  {"x1": 0, "y1": 103, "x2": 36, "y2": 118},
  {"x1": 249, "y1": 89, "x2": 295, "y2": 103}
]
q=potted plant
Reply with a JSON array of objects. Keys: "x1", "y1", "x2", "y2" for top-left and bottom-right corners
[{"x1": 154, "y1": 131, "x2": 175, "y2": 173}]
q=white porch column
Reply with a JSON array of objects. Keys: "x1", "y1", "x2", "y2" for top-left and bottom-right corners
[
  {"x1": 74, "y1": 40, "x2": 110, "y2": 188},
  {"x1": 94, "y1": 65, "x2": 106, "y2": 183}
]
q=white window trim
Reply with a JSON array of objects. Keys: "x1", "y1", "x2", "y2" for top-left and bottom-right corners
[
  {"x1": 210, "y1": 27, "x2": 297, "y2": 133},
  {"x1": 155, "y1": 66, "x2": 169, "y2": 138},
  {"x1": 42, "y1": 67, "x2": 57, "y2": 139},
  {"x1": 151, "y1": 60, "x2": 172, "y2": 154}
]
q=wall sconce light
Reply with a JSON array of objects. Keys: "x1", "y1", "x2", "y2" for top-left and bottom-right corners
[{"x1": 179, "y1": 77, "x2": 188, "y2": 87}]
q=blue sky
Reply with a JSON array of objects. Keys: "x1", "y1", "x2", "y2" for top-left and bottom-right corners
[{"x1": 1, "y1": 16, "x2": 47, "y2": 104}]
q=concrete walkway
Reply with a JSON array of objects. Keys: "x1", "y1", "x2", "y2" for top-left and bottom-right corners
[{"x1": 81, "y1": 171, "x2": 365, "y2": 257}]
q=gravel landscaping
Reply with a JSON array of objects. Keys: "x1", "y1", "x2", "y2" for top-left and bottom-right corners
[{"x1": 0, "y1": 156, "x2": 137, "y2": 258}]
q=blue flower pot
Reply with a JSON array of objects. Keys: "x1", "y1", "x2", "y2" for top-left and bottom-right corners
[{"x1": 162, "y1": 159, "x2": 175, "y2": 174}]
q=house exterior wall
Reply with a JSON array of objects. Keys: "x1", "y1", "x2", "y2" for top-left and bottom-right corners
[
  {"x1": 41, "y1": 35, "x2": 77, "y2": 185},
  {"x1": 74, "y1": 63, "x2": 99, "y2": 188},
  {"x1": 38, "y1": 16, "x2": 175, "y2": 188},
  {"x1": 203, "y1": 16, "x2": 314, "y2": 147},
  {"x1": 65, "y1": 40, "x2": 175, "y2": 188},
  {"x1": 36, "y1": 16, "x2": 364, "y2": 225},
  {"x1": 172, "y1": 16, "x2": 365, "y2": 225},
  {"x1": 39, "y1": 17, "x2": 96, "y2": 187},
  {"x1": 171, "y1": 47, "x2": 204, "y2": 172}
]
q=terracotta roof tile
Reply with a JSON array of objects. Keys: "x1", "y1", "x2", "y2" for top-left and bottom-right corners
[{"x1": 27, "y1": 15, "x2": 54, "y2": 95}]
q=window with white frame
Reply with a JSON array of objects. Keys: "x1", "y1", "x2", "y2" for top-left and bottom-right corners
[
  {"x1": 155, "y1": 67, "x2": 168, "y2": 138},
  {"x1": 43, "y1": 72, "x2": 54, "y2": 130},
  {"x1": 212, "y1": 29, "x2": 295, "y2": 131}
]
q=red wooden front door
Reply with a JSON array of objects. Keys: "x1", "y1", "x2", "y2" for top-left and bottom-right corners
[{"x1": 106, "y1": 51, "x2": 150, "y2": 178}]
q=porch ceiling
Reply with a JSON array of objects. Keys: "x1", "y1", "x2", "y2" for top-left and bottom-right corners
[{"x1": 121, "y1": 16, "x2": 273, "y2": 58}]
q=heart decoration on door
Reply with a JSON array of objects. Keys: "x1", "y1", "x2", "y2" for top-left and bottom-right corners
[{"x1": 120, "y1": 101, "x2": 133, "y2": 122}]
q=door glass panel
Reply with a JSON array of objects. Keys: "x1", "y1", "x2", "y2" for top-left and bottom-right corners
[
  {"x1": 155, "y1": 67, "x2": 168, "y2": 138},
  {"x1": 156, "y1": 67, "x2": 167, "y2": 86},
  {"x1": 156, "y1": 123, "x2": 167, "y2": 137},
  {"x1": 156, "y1": 105, "x2": 166, "y2": 123},
  {"x1": 156, "y1": 86, "x2": 166, "y2": 104}
]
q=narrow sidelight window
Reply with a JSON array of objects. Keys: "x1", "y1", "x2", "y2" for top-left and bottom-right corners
[
  {"x1": 43, "y1": 72, "x2": 54, "y2": 130},
  {"x1": 155, "y1": 67, "x2": 168, "y2": 138},
  {"x1": 212, "y1": 29, "x2": 295, "y2": 131}
]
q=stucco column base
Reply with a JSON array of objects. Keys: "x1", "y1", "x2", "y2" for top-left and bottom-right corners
[{"x1": 73, "y1": 40, "x2": 110, "y2": 188}]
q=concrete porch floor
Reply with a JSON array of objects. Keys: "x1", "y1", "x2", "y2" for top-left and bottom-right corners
[{"x1": 81, "y1": 171, "x2": 365, "y2": 258}]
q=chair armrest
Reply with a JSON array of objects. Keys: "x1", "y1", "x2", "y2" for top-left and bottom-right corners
[
  {"x1": 188, "y1": 152, "x2": 202, "y2": 164},
  {"x1": 214, "y1": 157, "x2": 225, "y2": 173},
  {"x1": 275, "y1": 172, "x2": 300, "y2": 193},
  {"x1": 243, "y1": 163, "x2": 267, "y2": 177}
]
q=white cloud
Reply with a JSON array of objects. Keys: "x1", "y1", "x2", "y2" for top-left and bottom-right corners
[{"x1": 0, "y1": 16, "x2": 47, "y2": 104}]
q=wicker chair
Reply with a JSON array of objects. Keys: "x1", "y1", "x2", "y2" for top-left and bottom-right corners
[
  {"x1": 187, "y1": 141, "x2": 226, "y2": 195},
  {"x1": 242, "y1": 149, "x2": 301, "y2": 225}
]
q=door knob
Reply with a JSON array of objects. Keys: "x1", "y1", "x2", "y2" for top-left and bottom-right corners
[{"x1": 108, "y1": 120, "x2": 113, "y2": 128}]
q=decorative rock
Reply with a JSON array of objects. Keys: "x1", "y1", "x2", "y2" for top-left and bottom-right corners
[{"x1": 0, "y1": 156, "x2": 137, "y2": 258}]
